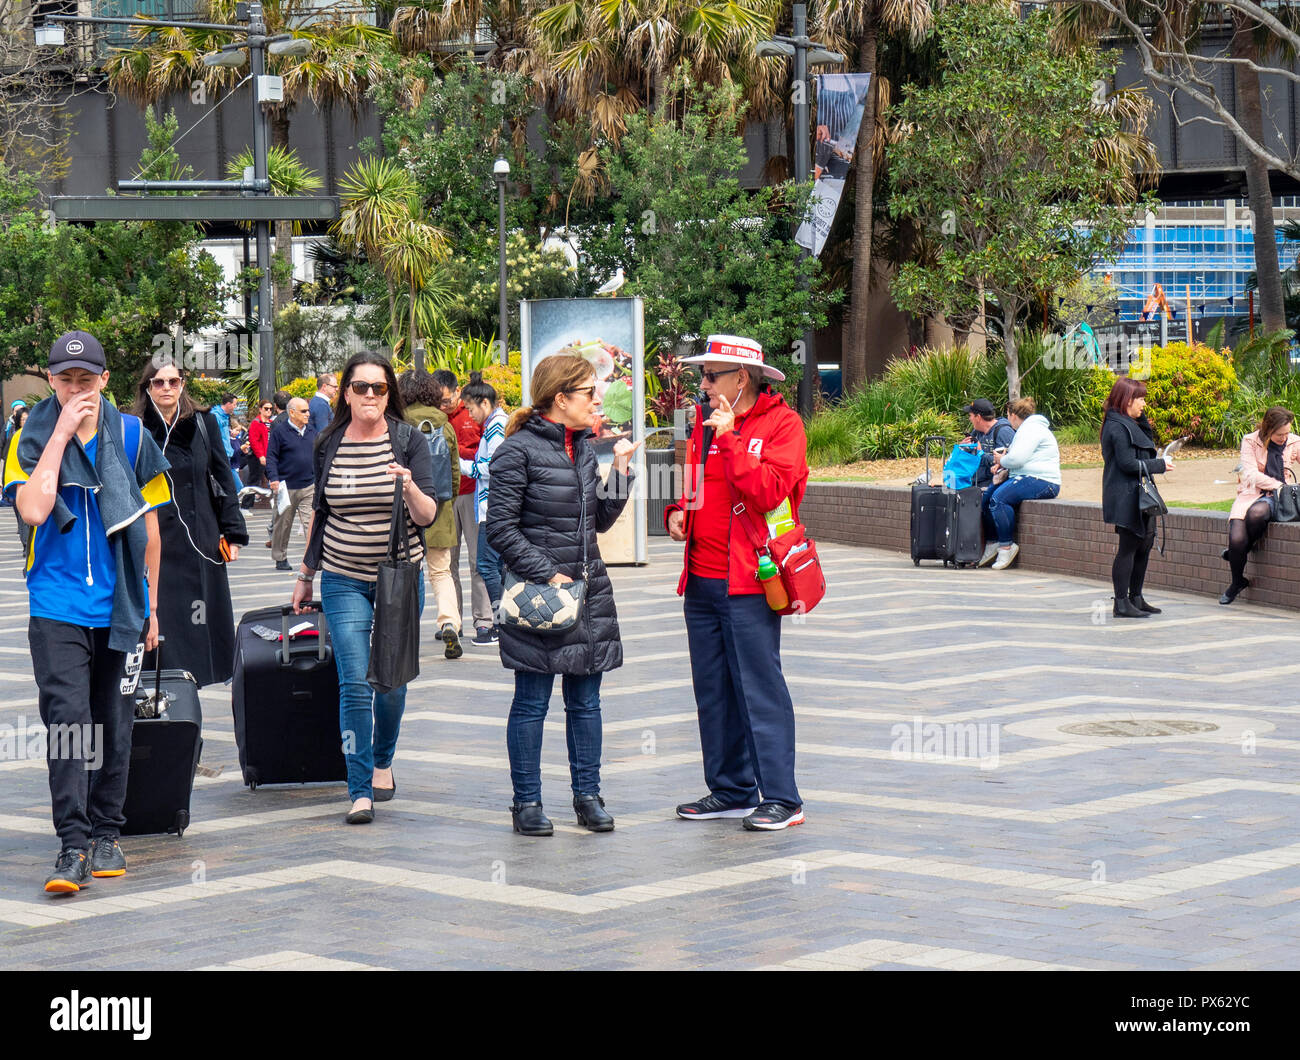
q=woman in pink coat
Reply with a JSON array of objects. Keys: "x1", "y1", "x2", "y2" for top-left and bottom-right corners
[{"x1": 1222, "y1": 406, "x2": 1300, "y2": 604}]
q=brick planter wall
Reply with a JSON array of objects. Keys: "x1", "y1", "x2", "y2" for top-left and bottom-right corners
[{"x1": 800, "y1": 482, "x2": 1300, "y2": 611}]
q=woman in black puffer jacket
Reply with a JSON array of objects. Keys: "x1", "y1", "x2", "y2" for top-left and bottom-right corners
[
  {"x1": 1101, "y1": 374, "x2": 1172, "y2": 619},
  {"x1": 486, "y1": 354, "x2": 638, "y2": 836}
]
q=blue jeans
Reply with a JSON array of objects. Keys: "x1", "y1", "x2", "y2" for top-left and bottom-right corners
[
  {"x1": 320, "y1": 570, "x2": 425, "y2": 802},
  {"x1": 476, "y1": 521, "x2": 503, "y2": 619},
  {"x1": 987, "y1": 476, "x2": 1060, "y2": 545},
  {"x1": 506, "y1": 671, "x2": 603, "y2": 804}
]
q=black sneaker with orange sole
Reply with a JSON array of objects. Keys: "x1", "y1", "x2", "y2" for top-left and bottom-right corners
[
  {"x1": 44, "y1": 848, "x2": 90, "y2": 894},
  {"x1": 741, "y1": 802, "x2": 806, "y2": 831},
  {"x1": 89, "y1": 836, "x2": 127, "y2": 878}
]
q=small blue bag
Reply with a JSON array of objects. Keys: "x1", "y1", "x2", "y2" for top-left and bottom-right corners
[{"x1": 943, "y1": 443, "x2": 981, "y2": 490}]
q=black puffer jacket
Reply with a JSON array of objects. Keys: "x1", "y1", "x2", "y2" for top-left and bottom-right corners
[
  {"x1": 486, "y1": 414, "x2": 634, "y2": 674},
  {"x1": 1101, "y1": 409, "x2": 1166, "y2": 535}
]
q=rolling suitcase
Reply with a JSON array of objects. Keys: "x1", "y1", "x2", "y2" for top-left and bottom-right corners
[
  {"x1": 120, "y1": 636, "x2": 203, "y2": 838},
  {"x1": 911, "y1": 436, "x2": 983, "y2": 569},
  {"x1": 232, "y1": 603, "x2": 346, "y2": 789}
]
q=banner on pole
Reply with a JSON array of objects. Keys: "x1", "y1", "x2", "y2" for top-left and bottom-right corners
[{"x1": 795, "y1": 73, "x2": 872, "y2": 256}]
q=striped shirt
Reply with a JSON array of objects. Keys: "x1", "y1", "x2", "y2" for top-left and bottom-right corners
[{"x1": 321, "y1": 437, "x2": 424, "y2": 582}]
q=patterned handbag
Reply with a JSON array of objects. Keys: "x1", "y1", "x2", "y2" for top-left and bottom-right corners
[{"x1": 497, "y1": 489, "x2": 589, "y2": 636}]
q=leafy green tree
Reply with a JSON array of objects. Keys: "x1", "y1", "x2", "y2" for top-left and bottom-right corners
[
  {"x1": 0, "y1": 111, "x2": 227, "y2": 401},
  {"x1": 887, "y1": 3, "x2": 1151, "y2": 398},
  {"x1": 573, "y1": 74, "x2": 828, "y2": 378}
]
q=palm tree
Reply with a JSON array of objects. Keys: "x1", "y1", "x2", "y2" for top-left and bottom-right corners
[
  {"x1": 385, "y1": 215, "x2": 451, "y2": 373},
  {"x1": 816, "y1": 0, "x2": 933, "y2": 396},
  {"x1": 105, "y1": 2, "x2": 390, "y2": 150},
  {"x1": 227, "y1": 145, "x2": 324, "y2": 320},
  {"x1": 333, "y1": 157, "x2": 419, "y2": 347}
]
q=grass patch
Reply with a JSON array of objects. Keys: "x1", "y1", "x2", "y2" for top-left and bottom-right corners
[
  {"x1": 1060, "y1": 461, "x2": 1101, "y2": 470},
  {"x1": 1168, "y1": 499, "x2": 1233, "y2": 511}
]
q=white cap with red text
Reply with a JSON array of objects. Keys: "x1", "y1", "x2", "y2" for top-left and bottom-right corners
[{"x1": 679, "y1": 333, "x2": 785, "y2": 381}]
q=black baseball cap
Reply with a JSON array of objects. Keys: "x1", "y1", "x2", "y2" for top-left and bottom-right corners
[
  {"x1": 48, "y1": 331, "x2": 106, "y2": 376},
  {"x1": 962, "y1": 398, "x2": 996, "y2": 417}
]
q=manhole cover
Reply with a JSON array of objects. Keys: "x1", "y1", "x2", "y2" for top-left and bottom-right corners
[{"x1": 1059, "y1": 719, "x2": 1220, "y2": 738}]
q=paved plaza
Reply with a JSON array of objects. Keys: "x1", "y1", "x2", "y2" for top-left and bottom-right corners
[{"x1": 1, "y1": 530, "x2": 1298, "y2": 971}]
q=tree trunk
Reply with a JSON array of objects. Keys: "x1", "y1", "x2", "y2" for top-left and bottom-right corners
[
  {"x1": 408, "y1": 279, "x2": 420, "y2": 374},
  {"x1": 845, "y1": 19, "x2": 878, "y2": 397},
  {"x1": 1003, "y1": 305, "x2": 1021, "y2": 400},
  {"x1": 269, "y1": 113, "x2": 295, "y2": 326},
  {"x1": 1233, "y1": 17, "x2": 1286, "y2": 358}
]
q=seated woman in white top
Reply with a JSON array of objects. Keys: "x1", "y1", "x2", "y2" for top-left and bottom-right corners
[{"x1": 980, "y1": 396, "x2": 1062, "y2": 570}]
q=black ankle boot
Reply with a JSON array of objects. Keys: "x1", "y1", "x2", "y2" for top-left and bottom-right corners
[
  {"x1": 1129, "y1": 594, "x2": 1161, "y2": 614},
  {"x1": 1113, "y1": 597, "x2": 1149, "y2": 619},
  {"x1": 510, "y1": 801, "x2": 554, "y2": 836},
  {"x1": 573, "y1": 793, "x2": 615, "y2": 832}
]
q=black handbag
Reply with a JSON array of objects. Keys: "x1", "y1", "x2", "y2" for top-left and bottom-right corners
[
  {"x1": 366, "y1": 481, "x2": 422, "y2": 695},
  {"x1": 1273, "y1": 469, "x2": 1300, "y2": 522},
  {"x1": 1137, "y1": 459, "x2": 1168, "y2": 555}
]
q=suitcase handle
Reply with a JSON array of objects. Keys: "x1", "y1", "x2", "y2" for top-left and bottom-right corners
[
  {"x1": 280, "y1": 604, "x2": 328, "y2": 665},
  {"x1": 923, "y1": 435, "x2": 947, "y2": 482}
]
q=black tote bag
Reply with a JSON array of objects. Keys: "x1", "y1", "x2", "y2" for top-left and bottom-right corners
[{"x1": 366, "y1": 481, "x2": 421, "y2": 695}]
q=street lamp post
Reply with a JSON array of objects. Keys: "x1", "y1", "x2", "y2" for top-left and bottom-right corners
[
  {"x1": 39, "y1": 5, "x2": 310, "y2": 401},
  {"x1": 494, "y1": 157, "x2": 510, "y2": 366},
  {"x1": 757, "y1": 3, "x2": 844, "y2": 420}
]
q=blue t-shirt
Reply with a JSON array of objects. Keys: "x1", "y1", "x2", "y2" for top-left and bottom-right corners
[{"x1": 6, "y1": 420, "x2": 171, "y2": 629}]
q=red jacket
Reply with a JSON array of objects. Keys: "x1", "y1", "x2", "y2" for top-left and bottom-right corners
[
  {"x1": 448, "y1": 402, "x2": 482, "y2": 496},
  {"x1": 248, "y1": 418, "x2": 270, "y2": 460},
  {"x1": 665, "y1": 390, "x2": 809, "y2": 596}
]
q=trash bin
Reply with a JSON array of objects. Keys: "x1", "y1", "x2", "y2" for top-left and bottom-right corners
[{"x1": 646, "y1": 436, "x2": 676, "y2": 536}]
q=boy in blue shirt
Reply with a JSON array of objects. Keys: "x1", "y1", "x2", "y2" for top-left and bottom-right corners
[{"x1": 5, "y1": 332, "x2": 171, "y2": 894}]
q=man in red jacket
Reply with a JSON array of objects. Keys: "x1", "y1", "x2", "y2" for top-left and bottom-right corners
[{"x1": 665, "y1": 335, "x2": 809, "y2": 831}]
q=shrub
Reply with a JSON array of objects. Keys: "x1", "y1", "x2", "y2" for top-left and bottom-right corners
[
  {"x1": 185, "y1": 376, "x2": 227, "y2": 409},
  {"x1": 884, "y1": 345, "x2": 982, "y2": 414},
  {"x1": 1143, "y1": 341, "x2": 1237, "y2": 444},
  {"x1": 807, "y1": 408, "x2": 862, "y2": 465},
  {"x1": 283, "y1": 377, "x2": 318, "y2": 402},
  {"x1": 480, "y1": 351, "x2": 522, "y2": 409}
]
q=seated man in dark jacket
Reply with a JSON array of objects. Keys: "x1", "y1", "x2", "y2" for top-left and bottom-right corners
[
  {"x1": 266, "y1": 397, "x2": 317, "y2": 571},
  {"x1": 964, "y1": 398, "x2": 1017, "y2": 563}
]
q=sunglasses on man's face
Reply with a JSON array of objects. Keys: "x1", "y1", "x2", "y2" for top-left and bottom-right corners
[
  {"x1": 700, "y1": 368, "x2": 740, "y2": 384},
  {"x1": 149, "y1": 377, "x2": 183, "y2": 390},
  {"x1": 349, "y1": 380, "x2": 389, "y2": 396}
]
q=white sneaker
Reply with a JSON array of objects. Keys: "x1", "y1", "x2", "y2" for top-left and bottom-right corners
[
  {"x1": 977, "y1": 542, "x2": 1000, "y2": 567},
  {"x1": 991, "y1": 543, "x2": 1019, "y2": 570}
]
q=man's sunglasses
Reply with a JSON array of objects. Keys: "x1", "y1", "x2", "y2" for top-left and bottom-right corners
[
  {"x1": 149, "y1": 377, "x2": 183, "y2": 390},
  {"x1": 699, "y1": 368, "x2": 740, "y2": 384},
  {"x1": 349, "y1": 380, "x2": 389, "y2": 396}
]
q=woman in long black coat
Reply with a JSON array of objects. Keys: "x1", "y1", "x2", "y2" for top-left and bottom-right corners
[
  {"x1": 134, "y1": 360, "x2": 249, "y2": 685},
  {"x1": 486, "y1": 353, "x2": 637, "y2": 837},
  {"x1": 1101, "y1": 375, "x2": 1172, "y2": 619}
]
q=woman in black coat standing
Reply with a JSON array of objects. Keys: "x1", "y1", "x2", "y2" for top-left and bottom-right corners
[
  {"x1": 134, "y1": 359, "x2": 249, "y2": 684},
  {"x1": 486, "y1": 353, "x2": 638, "y2": 836},
  {"x1": 1101, "y1": 375, "x2": 1173, "y2": 619}
]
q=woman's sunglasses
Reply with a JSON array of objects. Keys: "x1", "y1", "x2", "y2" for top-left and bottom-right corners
[
  {"x1": 349, "y1": 380, "x2": 389, "y2": 396},
  {"x1": 564, "y1": 386, "x2": 597, "y2": 398},
  {"x1": 149, "y1": 377, "x2": 183, "y2": 390}
]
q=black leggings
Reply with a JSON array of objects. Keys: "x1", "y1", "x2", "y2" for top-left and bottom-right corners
[
  {"x1": 1113, "y1": 525, "x2": 1156, "y2": 600},
  {"x1": 1226, "y1": 499, "x2": 1272, "y2": 583}
]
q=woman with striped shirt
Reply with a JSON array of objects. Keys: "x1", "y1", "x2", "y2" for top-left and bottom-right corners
[{"x1": 292, "y1": 351, "x2": 438, "y2": 824}]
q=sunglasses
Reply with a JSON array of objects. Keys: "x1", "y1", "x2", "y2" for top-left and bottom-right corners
[
  {"x1": 149, "y1": 377, "x2": 183, "y2": 390},
  {"x1": 259, "y1": 404, "x2": 272, "y2": 411},
  {"x1": 349, "y1": 380, "x2": 389, "y2": 396},
  {"x1": 700, "y1": 368, "x2": 740, "y2": 383},
  {"x1": 564, "y1": 386, "x2": 597, "y2": 398}
]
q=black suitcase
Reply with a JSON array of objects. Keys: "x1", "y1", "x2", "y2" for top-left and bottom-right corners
[
  {"x1": 120, "y1": 637, "x2": 203, "y2": 838},
  {"x1": 232, "y1": 603, "x2": 346, "y2": 789},
  {"x1": 911, "y1": 435, "x2": 984, "y2": 568}
]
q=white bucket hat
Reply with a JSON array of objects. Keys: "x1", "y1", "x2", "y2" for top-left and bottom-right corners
[{"x1": 679, "y1": 334, "x2": 786, "y2": 382}]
